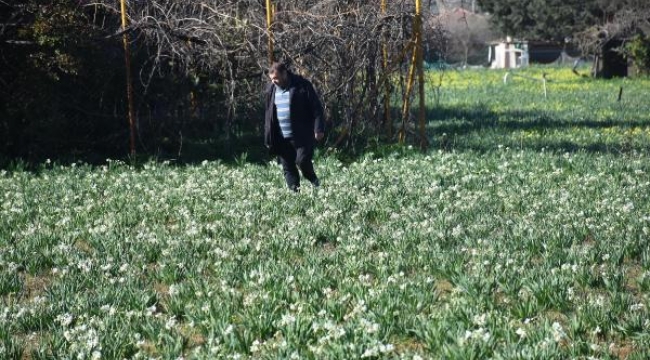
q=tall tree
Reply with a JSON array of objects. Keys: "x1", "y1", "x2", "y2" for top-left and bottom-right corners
[
  {"x1": 477, "y1": 0, "x2": 597, "y2": 41},
  {"x1": 477, "y1": 0, "x2": 648, "y2": 41},
  {"x1": 0, "y1": 1, "x2": 136, "y2": 159}
]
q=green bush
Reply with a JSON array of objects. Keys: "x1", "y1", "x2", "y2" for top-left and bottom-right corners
[{"x1": 626, "y1": 35, "x2": 650, "y2": 75}]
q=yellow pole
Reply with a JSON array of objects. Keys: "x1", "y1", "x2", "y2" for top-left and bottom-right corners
[
  {"x1": 266, "y1": 0, "x2": 274, "y2": 63},
  {"x1": 381, "y1": 0, "x2": 391, "y2": 138},
  {"x1": 399, "y1": 43, "x2": 417, "y2": 143},
  {"x1": 415, "y1": 0, "x2": 428, "y2": 148},
  {"x1": 400, "y1": 0, "x2": 427, "y2": 146},
  {"x1": 120, "y1": 0, "x2": 136, "y2": 156}
]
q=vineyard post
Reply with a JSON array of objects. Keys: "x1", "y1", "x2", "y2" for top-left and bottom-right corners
[
  {"x1": 400, "y1": 45, "x2": 417, "y2": 143},
  {"x1": 120, "y1": 0, "x2": 136, "y2": 156},
  {"x1": 381, "y1": 0, "x2": 392, "y2": 138},
  {"x1": 399, "y1": 0, "x2": 426, "y2": 145},
  {"x1": 266, "y1": 0, "x2": 274, "y2": 63},
  {"x1": 415, "y1": 0, "x2": 428, "y2": 148}
]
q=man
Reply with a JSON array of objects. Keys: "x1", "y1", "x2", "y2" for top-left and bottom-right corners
[{"x1": 264, "y1": 62, "x2": 325, "y2": 191}]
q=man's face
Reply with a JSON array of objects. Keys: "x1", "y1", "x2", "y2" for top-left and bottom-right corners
[{"x1": 269, "y1": 70, "x2": 288, "y2": 88}]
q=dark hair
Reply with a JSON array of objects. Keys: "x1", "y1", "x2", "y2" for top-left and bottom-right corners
[{"x1": 269, "y1": 62, "x2": 288, "y2": 74}]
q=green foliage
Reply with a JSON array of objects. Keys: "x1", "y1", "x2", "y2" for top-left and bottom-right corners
[
  {"x1": 0, "y1": 1, "x2": 125, "y2": 160},
  {"x1": 477, "y1": 0, "x2": 646, "y2": 42},
  {"x1": 5, "y1": 0, "x2": 94, "y2": 78},
  {"x1": 477, "y1": 0, "x2": 595, "y2": 40},
  {"x1": 626, "y1": 35, "x2": 650, "y2": 75},
  {"x1": 0, "y1": 1, "x2": 236, "y2": 162}
]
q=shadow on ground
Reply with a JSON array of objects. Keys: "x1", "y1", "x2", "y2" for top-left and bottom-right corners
[
  {"x1": 424, "y1": 104, "x2": 650, "y2": 155},
  {"x1": 3, "y1": 104, "x2": 648, "y2": 170}
]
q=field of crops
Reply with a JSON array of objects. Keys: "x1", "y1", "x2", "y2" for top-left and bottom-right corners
[{"x1": 2, "y1": 67, "x2": 650, "y2": 359}]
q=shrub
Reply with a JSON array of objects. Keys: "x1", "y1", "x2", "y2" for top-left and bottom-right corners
[{"x1": 626, "y1": 35, "x2": 650, "y2": 75}]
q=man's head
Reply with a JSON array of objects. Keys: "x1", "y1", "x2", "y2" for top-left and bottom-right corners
[{"x1": 268, "y1": 62, "x2": 290, "y2": 89}]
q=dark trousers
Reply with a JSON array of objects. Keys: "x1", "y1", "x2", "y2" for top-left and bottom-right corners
[{"x1": 277, "y1": 137, "x2": 318, "y2": 191}]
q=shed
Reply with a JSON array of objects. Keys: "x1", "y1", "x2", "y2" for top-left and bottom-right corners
[{"x1": 488, "y1": 37, "x2": 529, "y2": 69}]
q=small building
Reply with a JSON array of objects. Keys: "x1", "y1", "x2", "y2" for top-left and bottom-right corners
[
  {"x1": 595, "y1": 38, "x2": 628, "y2": 78},
  {"x1": 488, "y1": 37, "x2": 529, "y2": 69}
]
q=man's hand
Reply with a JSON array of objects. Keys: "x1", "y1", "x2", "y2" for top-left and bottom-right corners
[{"x1": 315, "y1": 132, "x2": 324, "y2": 141}]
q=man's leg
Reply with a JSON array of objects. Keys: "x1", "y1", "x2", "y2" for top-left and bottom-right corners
[
  {"x1": 294, "y1": 144, "x2": 319, "y2": 186},
  {"x1": 277, "y1": 138, "x2": 300, "y2": 191}
]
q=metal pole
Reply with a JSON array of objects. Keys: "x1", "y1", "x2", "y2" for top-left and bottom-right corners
[
  {"x1": 266, "y1": 0, "x2": 274, "y2": 63},
  {"x1": 120, "y1": 0, "x2": 136, "y2": 156}
]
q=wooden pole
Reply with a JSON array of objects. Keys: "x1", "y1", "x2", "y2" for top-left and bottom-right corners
[
  {"x1": 618, "y1": 86, "x2": 623, "y2": 102},
  {"x1": 399, "y1": 43, "x2": 417, "y2": 144},
  {"x1": 415, "y1": 0, "x2": 428, "y2": 148},
  {"x1": 381, "y1": 0, "x2": 392, "y2": 138},
  {"x1": 399, "y1": 0, "x2": 427, "y2": 146},
  {"x1": 120, "y1": 0, "x2": 136, "y2": 156},
  {"x1": 266, "y1": 0, "x2": 274, "y2": 63}
]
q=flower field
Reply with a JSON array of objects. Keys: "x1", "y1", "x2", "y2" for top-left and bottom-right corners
[{"x1": 2, "y1": 67, "x2": 650, "y2": 359}]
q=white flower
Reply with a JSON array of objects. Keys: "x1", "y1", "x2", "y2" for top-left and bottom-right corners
[
  {"x1": 165, "y1": 316, "x2": 178, "y2": 330},
  {"x1": 622, "y1": 202, "x2": 635, "y2": 213},
  {"x1": 168, "y1": 284, "x2": 180, "y2": 297},
  {"x1": 57, "y1": 313, "x2": 74, "y2": 327},
  {"x1": 380, "y1": 343, "x2": 394, "y2": 353},
  {"x1": 567, "y1": 287, "x2": 575, "y2": 301},
  {"x1": 360, "y1": 318, "x2": 380, "y2": 333},
  {"x1": 100, "y1": 305, "x2": 116, "y2": 316},
  {"x1": 551, "y1": 322, "x2": 566, "y2": 342},
  {"x1": 322, "y1": 287, "x2": 334, "y2": 299},
  {"x1": 473, "y1": 313, "x2": 487, "y2": 326},
  {"x1": 515, "y1": 327, "x2": 527, "y2": 339},
  {"x1": 630, "y1": 303, "x2": 645, "y2": 311},
  {"x1": 250, "y1": 339, "x2": 262, "y2": 353},
  {"x1": 278, "y1": 313, "x2": 296, "y2": 327},
  {"x1": 460, "y1": 327, "x2": 491, "y2": 345},
  {"x1": 592, "y1": 326, "x2": 602, "y2": 336},
  {"x1": 361, "y1": 341, "x2": 393, "y2": 358}
]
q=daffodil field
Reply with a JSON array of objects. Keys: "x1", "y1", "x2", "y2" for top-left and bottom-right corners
[{"x1": 2, "y1": 67, "x2": 650, "y2": 359}]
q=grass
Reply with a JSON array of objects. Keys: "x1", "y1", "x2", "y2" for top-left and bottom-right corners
[
  {"x1": 423, "y1": 66, "x2": 650, "y2": 154},
  {"x1": 1, "y1": 66, "x2": 650, "y2": 359}
]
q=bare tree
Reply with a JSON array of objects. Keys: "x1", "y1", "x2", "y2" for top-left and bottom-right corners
[
  {"x1": 91, "y1": 0, "x2": 432, "y2": 148},
  {"x1": 574, "y1": 3, "x2": 650, "y2": 77}
]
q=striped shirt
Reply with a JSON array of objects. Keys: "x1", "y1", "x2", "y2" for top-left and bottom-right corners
[{"x1": 274, "y1": 86, "x2": 292, "y2": 138}]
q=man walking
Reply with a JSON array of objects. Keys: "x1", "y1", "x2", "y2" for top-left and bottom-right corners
[{"x1": 264, "y1": 62, "x2": 325, "y2": 191}]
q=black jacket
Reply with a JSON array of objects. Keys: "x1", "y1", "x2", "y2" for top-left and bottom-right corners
[{"x1": 264, "y1": 73, "x2": 325, "y2": 153}]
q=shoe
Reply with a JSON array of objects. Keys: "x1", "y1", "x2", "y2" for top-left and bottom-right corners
[{"x1": 312, "y1": 179, "x2": 320, "y2": 188}]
